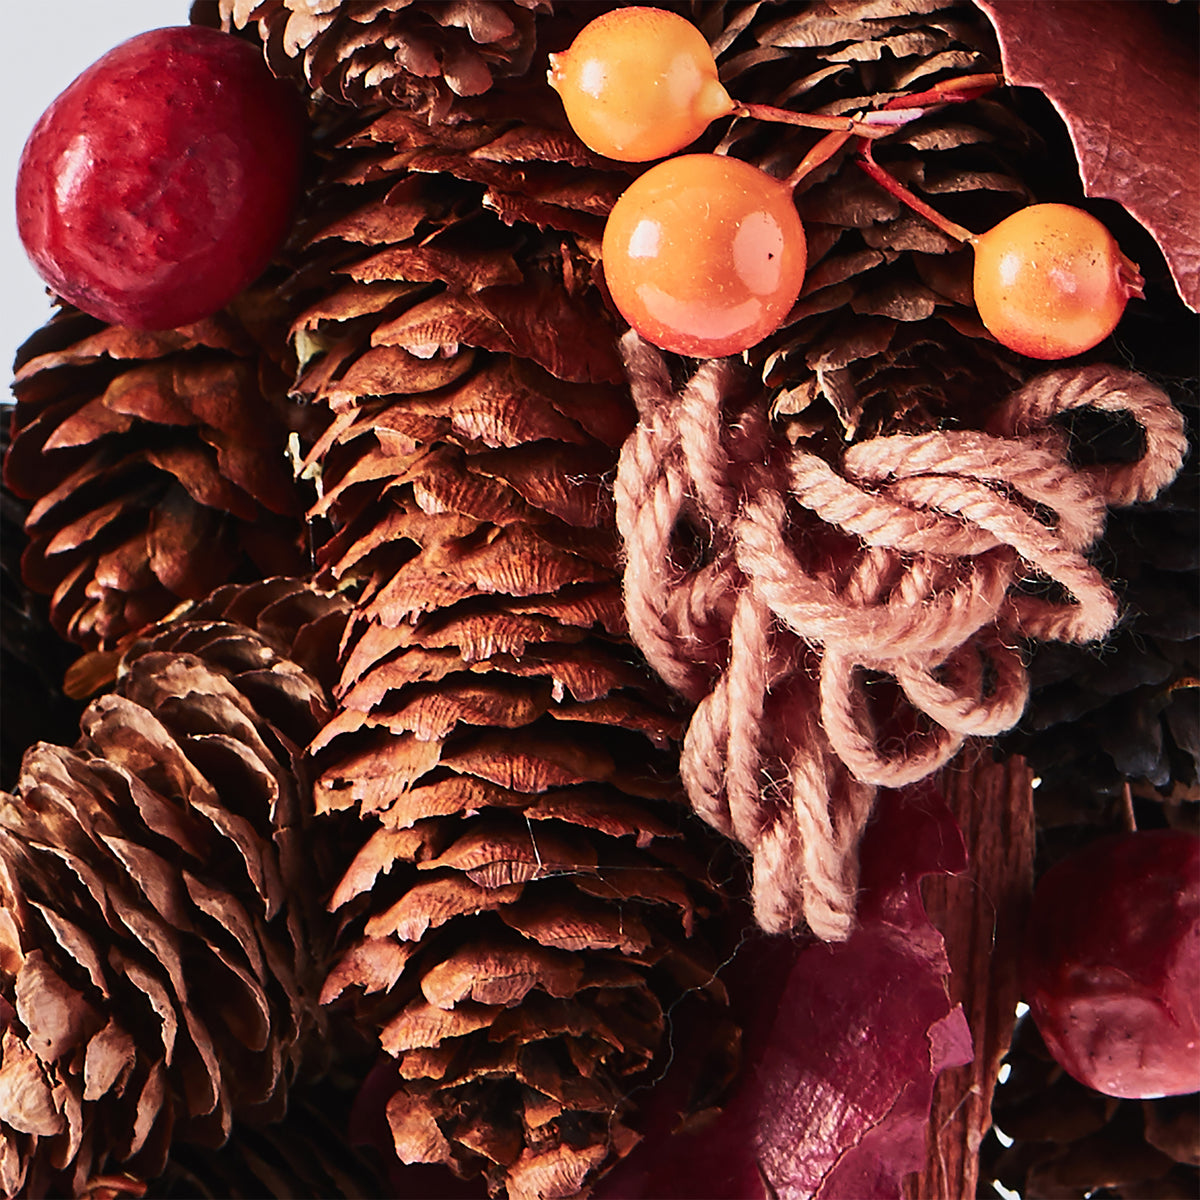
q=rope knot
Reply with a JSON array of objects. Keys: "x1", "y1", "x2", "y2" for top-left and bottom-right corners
[{"x1": 614, "y1": 332, "x2": 1186, "y2": 939}]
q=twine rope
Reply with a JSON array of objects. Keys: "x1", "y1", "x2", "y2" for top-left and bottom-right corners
[{"x1": 615, "y1": 334, "x2": 1187, "y2": 939}]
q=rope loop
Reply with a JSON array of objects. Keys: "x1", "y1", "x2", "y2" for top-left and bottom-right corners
[{"x1": 613, "y1": 332, "x2": 1187, "y2": 939}]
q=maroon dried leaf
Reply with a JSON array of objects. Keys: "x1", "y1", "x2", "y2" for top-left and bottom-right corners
[
  {"x1": 598, "y1": 783, "x2": 971, "y2": 1200},
  {"x1": 974, "y1": 0, "x2": 1199, "y2": 309}
]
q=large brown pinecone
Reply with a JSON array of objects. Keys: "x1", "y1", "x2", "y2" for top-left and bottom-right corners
[
  {"x1": 0, "y1": 579, "x2": 349, "y2": 1198},
  {"x1": 712, "y1": 0, "x2": 1035, "y2": 433},
  {"x1": 192, "y1": 7, "x2": 736, "y2": 1193},
  {"x1": 4, "y1": 290, "x2": 309, "y2": 654},
  {"x1": 290, "y1": 121, "x2": 726, "y2": 1200}
]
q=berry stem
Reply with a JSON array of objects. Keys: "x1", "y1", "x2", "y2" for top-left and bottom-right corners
[
  {"x1": 757, "y1": 72, "x2": 1005, "y2": 197},
  {"x1": 784, "y1": 129, "x2": 855, "y2": 190},
  {"x1": 855, "y1": 137, "x2": 975, "y2": 244},
  {"x1": 733, "y1": 102, "x2": 897, "y2": 140},
  {"x1": 879, "y1": 71, "x2": 1003, "y2": 112}
]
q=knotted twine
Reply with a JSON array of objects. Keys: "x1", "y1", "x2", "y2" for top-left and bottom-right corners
[{"x1": 614, "y1": 333, "x2": 1187, "y2": 940}]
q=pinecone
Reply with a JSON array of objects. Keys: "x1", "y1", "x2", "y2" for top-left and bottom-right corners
[
  {"x1": 174, "y1": 12, "x2": 735, "y2": 1191},
  {"x1": 981, "y1": 1012, "x2": 1200, "y2": 1200},
  {"x1": 4, "y1": 289, "x2": 309, "y2": 655},
  {"x1": 709, "y1": 0, "x2": 1035, "y2": 436},
  {"x1": 210, "y1": 0, "x2": 555, "y2": 122},
  {"x1": 1003, "y1": 397, "x2": 1199, "y2": 819},
  {"x1": 141, "y1": 1075, "x2": 392, "y2": 1198},
  {"x1": 0, "y1": 579, "x2": 349, "y2": 1197},
  {"x1": 1, "y1": 407, "x2": 82, "y2": 789}
]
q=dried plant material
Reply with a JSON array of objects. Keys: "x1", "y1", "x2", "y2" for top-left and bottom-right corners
[
  {"x1": 217, "y1": 0, "x2": 552, "y2": 120},
  {"x1": 8, "y1": 1, "x2": 1190, "y2": 1196},
  {"x1": 905, "y1": 747, "x2": 1035, "y2": 1200},
  {"x1": 975, "y1": 0, "x2": 1200, "y2": 310},
  {"x1": 0, "y1": 581, "x2": 349, "y2": 1196},
  {"x1": 596, "y1": 783, "x2": 972, "y2": 1200},
  {"x1": 5, "y1": 293, "x2": 307, "y2": 652},
  {"x1": 257, "y1": 46, "x2": 732, "y2": 1198}
]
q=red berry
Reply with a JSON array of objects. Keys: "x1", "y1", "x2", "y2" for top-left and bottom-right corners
[
  {"x1": 547, "y1": 7, "x2": 734, "y2": 162},
  {"x1": 16, "y1": 26, "x2": 306, "y2": 331},
  {"x1": 1022, "y1": 829, "x2": 1200, "y2": 1099},
  {"x1": 971, "y1": 203, "x2": 1143, "y2": 360},
  {"x1": 602, "y1": 154, "x2": 806, "y2": 358}
]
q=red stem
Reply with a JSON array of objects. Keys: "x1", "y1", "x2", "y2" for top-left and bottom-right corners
[
  {"x1": 880, "y1": 72, "x2": 1003, "y2": 111},
  {"x1": 855, "y1": 138, "x2": 975, "y2": 244},
  {"x1": 735, "y1": 102, "x2": 895, "y2": 140},
  {"x1": 784, "y1": 129, "x2": 855, "y2": 190}
]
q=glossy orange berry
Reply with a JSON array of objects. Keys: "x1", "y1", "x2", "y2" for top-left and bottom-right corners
[
  {"x1": 547, "y1": 7, "x2": 735, "y2": 162},
  {"x1": 971, "y1": 203, "x2": 1143, "y2": 360},
  {"x1": 602, "y1": 154, "x2": 807, "y2": 358}
]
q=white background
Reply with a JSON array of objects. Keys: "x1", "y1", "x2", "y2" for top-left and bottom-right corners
[{"x1": 3, "y1": 1, "x2": 186, "y2": 382}]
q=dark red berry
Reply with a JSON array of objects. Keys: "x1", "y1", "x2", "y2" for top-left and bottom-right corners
[
  {"x1": 16, "y1": 26, "x2": 306, "y2": 330},
  {"x1": 1022, "y1": 829, "x2": 1200, "y2": 1099}
]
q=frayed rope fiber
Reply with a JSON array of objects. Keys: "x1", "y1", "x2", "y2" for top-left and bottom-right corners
[{"x1": 614, "y1": 333, "x2": 1187, "y2": 941}]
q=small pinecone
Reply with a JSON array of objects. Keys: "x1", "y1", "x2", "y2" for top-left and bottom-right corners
[
  {"x1": 139, "y1": 1075, "x2": 392, "y2": 1199},
  {"x1": 980, "y1": 1012, "x2": 1200, "y2": 1200},
  {"x1": 4, "y1": 292, "x2": 308, "y2": 654},
  {"x1": 0, "y1": 579, "x2": 349, "y2": 1198},
  {"x1": 1, "y1": 407, "x2": 82, "y2": 788},
  {"x1": 250, "y1": 57, "x2": 729, "y2": 1200},
  {"x1": 209, "y1": 0, "x2": 555, "y2": 122},
  {"x1": 1003, "y1": 398, "x2": 1199, "y2": 819}
]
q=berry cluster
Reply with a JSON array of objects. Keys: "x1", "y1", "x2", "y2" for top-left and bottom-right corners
[{"x1": 549, "y1": 6, "x2": 1143, "y2": 361}]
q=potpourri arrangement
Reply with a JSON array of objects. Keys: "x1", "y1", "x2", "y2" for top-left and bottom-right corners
[{"x1": 2, "y1": 3, "x2": 1196, "y2": 1198}]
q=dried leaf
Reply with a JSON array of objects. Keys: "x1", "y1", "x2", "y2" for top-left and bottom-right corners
[
  {"x1": 598, "y1": 784, "x2": 971, "y2": 1199},
  {"x1": 974, "y1": 0, "x2": 1200, "y2": 309}
]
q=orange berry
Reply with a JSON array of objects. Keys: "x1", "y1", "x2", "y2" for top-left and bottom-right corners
[
  {"x1": 971, "y1": 203, "x2": 1143, "y2": 360},
  {"x1": 547, "y1": 7, "x2": 735, "y2": 162},
  {"x1": 602, "y1": 154, "x2": 807, "y2": 358}
]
